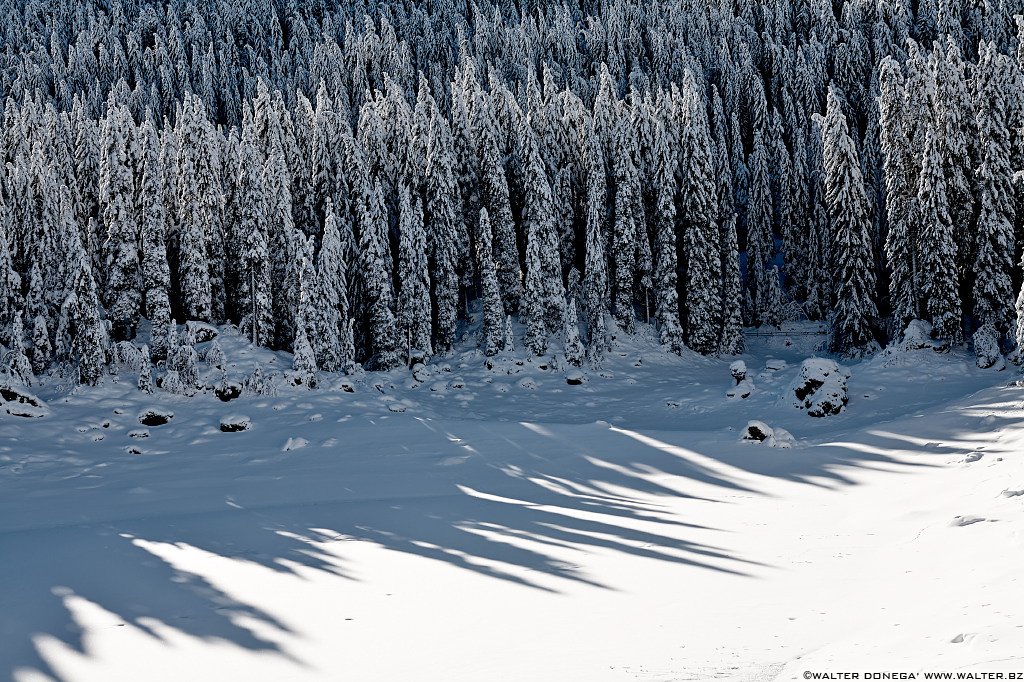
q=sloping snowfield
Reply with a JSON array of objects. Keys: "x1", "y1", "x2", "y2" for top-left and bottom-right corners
[{"x1": 2, "y1": 325, "x2": 1022, "y2": 681}]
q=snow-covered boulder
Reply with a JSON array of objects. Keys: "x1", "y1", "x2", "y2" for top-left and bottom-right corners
[
  {"x1": 219, "y1": 414, "x2": 251, "y2": 432},
  {"x1": 792, "y1": 358, "x2": 850, "y2": 417},
  {"x1": 729, "y1": 360, "x2": 747, "y2": 382},
  {"x1": 0, "y1": 379, "x2": 48, "y2": 418},
  {"x1": 765, "y1": 359, "x2": 787, "y2": 372},
  {"x1": 138, "y1": 407, "x2": 174, "y2": 426},
  {"x1": 740, "y1": 421, "x2": 795, "y2": 448},
  {"x1": 566, "y1": 371, "x2": 586, "y2": 385}
]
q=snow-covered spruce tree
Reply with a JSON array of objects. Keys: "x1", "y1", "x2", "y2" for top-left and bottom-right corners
[
  {"x1": 678, "y1": 70, "x2": 722, "y2": 354},
  {"x1": 611, "y1": 118, "x2": 639, "y2": 334},
  {"x1": 651, "y1": 120, "x2": 684, "y2": 355},
  {"x1": 932, "y1": 40, "x2": 976, "y2": 272},
  {"x1": 878, "y1": 57, "x2": 919, "y2": 329},
  {"x1": 476, "y1": 208, "x2": 506, "y2": 356},
  {"x1": 139, "y1": 119, "x2": 172, "y2": 361},
  {"x1": 583, "y1": 158, "x2": 610, "y2": 364},
  {"x1": 917, "y1": 123, "x2": 963, "y2": 344},
  {"x1": 264, "y1": 142, "x2": 296, "y2": 349},
  {"x1": 971, "y1": 43, "x2": 1016, "y2": 339},
  {"x1": 0, "y1": 228, "x2": 21, "y2": 340},
  {"x1": 7, "y1": 314, "x2": 34, "y2": 385},
  {"x1": 30, "y1": 314, "x2": 51, "y2": 375},
  {"x1": 521, "y1": 215, "x2": 549, "y2": 357},
  {"x1": 719, "y1": 214, "x2": 745, "y2": 355},
  {"x1": 138, "y1": 343, "x2": 153, "y2": 393},
  {"x1": 292, "y1": 248, "x2": 319, "y2": 389},
  {"x1": 310, "y1": 199, "x2": 349, "y2": 372},
  {"x1": 397, "y1": 185, "x2": 432, "y2": 360},
  {"x1": 70, "y1": 246, "x2": 107, "y2": 386},
  {"x1": 746, "y1": 132, "x2": 775, "y2": 327},
  {"x1": 360, "y1": 180, "x2": 400, "y2": 370},
  {"x1": 424, "y1": 111, "x2": 462, "y2": 354},
  {"x1": 100, "y1": 101, "x2": 141, "y2": 341},
  {"x1": 24, "y1": 264, "x2": 46, "y2": 330},
  {"x1": 237, "y1": 126, "x2": 273, "y2": 348},
  {"x1": 521, "y1": 117, "x2": 566, "y2": 334},
  {"x1": 174, "y1": 95, "x2": 215, "y2": 323},
  {"x1": 563, "y1": 298, "x2": 585, "y2": 368},
  {"x1": 479, "y1": 135, "x2": 522, "y2": 315},
  {"x1": 822, "y1": 87, "x2": 879, "y2": 356}
]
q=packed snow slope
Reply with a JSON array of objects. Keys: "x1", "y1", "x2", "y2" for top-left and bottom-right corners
[{"x1": 2, "y1": 323, "x2": 1023, "y2": 682}]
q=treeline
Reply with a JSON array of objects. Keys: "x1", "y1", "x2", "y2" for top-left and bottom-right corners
[{"x1": 1, "y1": 0, "x2": 1023, "y2": 388}]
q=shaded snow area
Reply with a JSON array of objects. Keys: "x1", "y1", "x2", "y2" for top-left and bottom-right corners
[{"x1": 2, "y1": 323, "x2": 1023, "y2": 681}]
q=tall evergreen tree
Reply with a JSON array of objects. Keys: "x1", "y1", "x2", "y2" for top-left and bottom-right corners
[
  {"x1": 100, "y1": 102, "x2": 141, "y2": 340},
  {"x1": 678, "y1": 71, "x2": 722, "y2": 354},
  {"x1": 971, "y1": 44, "x2": 1016, "y2": 337},
  {"x1": 823, "y1": 87, "x2": 879, "y2": 356},
  {"x1": 360, "y1": 180, "x2": 400, "y2": 370},
  {"x1": 397, "y1": 185, "x2": 432, "y2": 358},
  {"x1": 476, "y1": 208, "x2": 506, "y2": 356},
  {"x1": 917, "y1": 123, "x2": 963, "y2": 344}
]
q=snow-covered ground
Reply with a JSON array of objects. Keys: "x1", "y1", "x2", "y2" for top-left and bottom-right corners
[{"x1": 2, "y1": 323, "x2": 1023, "y2": 681}]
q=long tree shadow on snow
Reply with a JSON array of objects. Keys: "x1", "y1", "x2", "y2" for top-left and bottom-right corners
[{"x1": 3, "y1": 385, "x2": 1020, "y2": 681}]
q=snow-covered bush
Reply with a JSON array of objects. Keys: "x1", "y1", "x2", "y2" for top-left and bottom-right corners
[
  {"x1": 792, "y1": 358, "x2": 850, "y2": 417},
  {"x1": 972, "y1": 323, "x2": 1003, "y2": 369}
]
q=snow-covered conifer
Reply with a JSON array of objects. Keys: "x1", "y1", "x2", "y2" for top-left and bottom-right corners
[
  {"x1": 397, "y1": 186, "x2": 432, "y2": 359},
  {"x1": 477, "y1": 208, "x2": 506, "y2": 356},
  {"x1": 823, "y1": 87, "x2": 879, "y2": 356}
]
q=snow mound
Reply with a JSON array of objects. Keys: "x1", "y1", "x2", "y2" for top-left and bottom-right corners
[
  {"x1": 0, "y1": 379, "x2": 48, "y2": 418},
  {"x1": 792, "y1": 358, "x2": 850, "y2": 417},
  {"x1": 740, "y1": 420, "x2": 795, "y2": 448},
  {"x1": 219, "y1": 415, "x2": 251, "y2": 432}
]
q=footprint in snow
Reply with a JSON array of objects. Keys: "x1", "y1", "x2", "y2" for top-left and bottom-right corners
[
  {"x1": 283, "y1": 437, "x2": 309, "y2": 452},
  {"x1": 949, "y1": 515, "x2": 991, "y2": 527},
  {"x1": 1000, "y1": 489, "x2": 1024, "y2": 498},
  {"x1": 962, "y1": 452, "x2": 984, "y2": 463}
]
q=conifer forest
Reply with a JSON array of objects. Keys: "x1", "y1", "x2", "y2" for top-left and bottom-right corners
[
  {"x1": 1, "y1": 0, "x2": 1022, "y2": 385},
  {"x1": 6, "y1": 2, "x2": 1024, "y2": 680}
]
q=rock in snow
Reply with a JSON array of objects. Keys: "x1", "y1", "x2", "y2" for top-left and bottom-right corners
[
  {"x1": 0, "y1": 379, "x2": 48, "y2": 418},
  {"x1": 740, "y1": 421, "x2": 795, "y2": 448},
  {"x1": 138, "y1": 408, "x2": 174, "y2": 426},
  {"x1": 219, "y1": 414, "x2": 251, "y2": 432},
  {"x1": 792, "y1": 359, "x2": 850, "y2": 417}
]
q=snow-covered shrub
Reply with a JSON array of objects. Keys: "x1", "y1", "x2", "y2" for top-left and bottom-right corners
[
  {"x1": 899, "y1": 320, "x2": 935, "y2": 350},
  {"x1": 727, "y1": 378, "x2": 754, "y2": 400},
  {"x1": 244, "y1": 366, "x2": 275, "y2": 396},
  {"x1": 792, "y1": 358, "x2": 850, "y2": 417},
  {"x1": 205, "y1": 340, "x2": 226, "y2": 369},
  {"x1": 972, "y1": 323, "x2": 1003, "y2": 369},
  {"x1": 185, "y1": 321, "x2": 218, "y2": 343}
]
